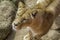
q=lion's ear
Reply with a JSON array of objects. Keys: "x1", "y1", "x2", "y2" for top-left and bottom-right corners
[{"x1": 18, "y1": 2, "x2": 25, "y2": 8}]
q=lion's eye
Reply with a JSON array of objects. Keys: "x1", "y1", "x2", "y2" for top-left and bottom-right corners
[
  {"x1": 32, "y1": 12, "x2": 36, "y2": 17},
  {"x1": 32, "y1": 11, "x2": 37, "y2": 18},
  {"x1": 21, "y1": 18, "x2": 28, "y2": 23}
]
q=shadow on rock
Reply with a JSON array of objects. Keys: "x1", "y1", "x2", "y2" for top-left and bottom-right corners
[
  {"x1": 55, "y1": 15, "x2": 60, "y2": 32},
  {"x1": 6, "y1": 30, "x2": 16, "y2": 40}
]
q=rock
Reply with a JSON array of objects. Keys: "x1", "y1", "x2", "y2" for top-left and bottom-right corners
[
  {"x1": 11, "y1": 0, "x2": 19, "y2": 3},
  {"x1": 41, "y1": 30, "x2": 60, "y2": 40},
  {"x1": 11, "y1": 0, "x2": 20, "y2": 7},
  {"x1": 51, "y1": 15, "x2": 60, "y2": 30},
  {"x1": 0, "y1": 0, "x2": 10, "y2": 2},
  {"x1": 0, "y1": 1, "x2": 16, "y2": 40}
]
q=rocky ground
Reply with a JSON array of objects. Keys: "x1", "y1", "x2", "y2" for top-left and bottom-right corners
[
  {"x1": 0, "y1": 0, "x2": 60, "y2": 40},
  {"x1": 0, "y1": 0, "x2": 16, "y2": 40}
]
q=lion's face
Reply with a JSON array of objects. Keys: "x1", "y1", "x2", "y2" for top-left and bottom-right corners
[{"x1": 12, "y1": 9, "x2": 44, "y2": 31}]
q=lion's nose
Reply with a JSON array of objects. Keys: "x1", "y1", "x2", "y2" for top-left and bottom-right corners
[
  {"x1": 14, "y1": 23, "x2": 18, "y2": 26},
  {"x1": 12, "y1": 22, "x2": 19, "y2": 28},
  {"x1": 12, "y1": 22, "x2": 19, "y2": 31}
]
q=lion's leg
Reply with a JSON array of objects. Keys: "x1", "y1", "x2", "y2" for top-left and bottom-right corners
[
  {"x1": 32, "y1": 35, "x2": 42, "y2": 40},
  {"x1": 23, "y1": 31, "x2": 33, "y2": 40}
]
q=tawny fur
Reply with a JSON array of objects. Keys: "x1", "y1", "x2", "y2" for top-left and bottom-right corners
[{"x1": 12, "y1": 0, "x2": 60, "y2": 39}]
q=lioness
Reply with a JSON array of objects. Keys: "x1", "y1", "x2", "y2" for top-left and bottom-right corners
[{"x1": 12, "y1": 0, "x2": 60, "y2": 40}]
